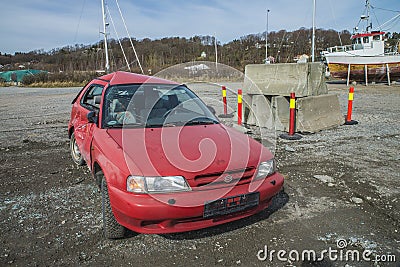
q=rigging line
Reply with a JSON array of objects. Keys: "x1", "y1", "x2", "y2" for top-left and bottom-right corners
[
  {"x1": 371, "y1": 6, "x2": 382, "y2": 30},
  {"x1": 274, "y1": 31, "x2": 285, "y2": 62},
  {"x1": 73, "y1": 0, "x2": 87, "y2": 44},
  {"x1": 115, "y1": 0, "x2": 144, "y2": 74},
  {"x1": 285, "y1": 6, "x2": 313, "y2": 62},
  {"x1": 106, "y1": 5, "x2": 131, "y2": 71},
  {"x1": 109, "y1": 46, "x2": 115, "y2": 71},
  {"x1": 285, "y1": 30, "x2": 301, "y2": 63},
  {"x1": 356, "y1": 2, "x2": 369, "y2": 31},
  {"x1": 328, "y1": 0, "x2": 343, "y2": 46},
  {"x1": 380, "y1": 13, "x2": 400, "y2": 30},
  {"x1": 371, "y1": 6, "x2": 400, "y2": 13}
]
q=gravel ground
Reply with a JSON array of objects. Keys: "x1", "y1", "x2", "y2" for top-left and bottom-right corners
[{"x1": 0, "y1": 82, "x2": 399, "y2": 267}]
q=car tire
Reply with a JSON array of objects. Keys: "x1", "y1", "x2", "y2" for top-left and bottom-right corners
[
  {"x1": 100, "y1": 172, "x2": 125, "y2": 239},
  {"x1": 70, "y1": 132, "x2": 85, "y2": 166}
]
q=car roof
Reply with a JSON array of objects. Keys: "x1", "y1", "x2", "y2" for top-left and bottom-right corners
[{"x1": 98, "y1": 71, "x2": 179, "y2": 86}]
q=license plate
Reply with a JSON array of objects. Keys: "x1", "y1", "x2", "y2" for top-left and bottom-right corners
[{"x1": 203, "y1": 192, "x2": 260, "y2": 218}]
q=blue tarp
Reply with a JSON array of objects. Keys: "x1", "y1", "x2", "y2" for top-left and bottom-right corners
[{"x1": 0, "y1": 69, "x2": 47, "y2": 83}]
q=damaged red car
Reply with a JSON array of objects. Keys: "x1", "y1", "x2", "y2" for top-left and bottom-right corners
[{"x1": 68, "y1": 71, "x2": 284, "y2": 239}]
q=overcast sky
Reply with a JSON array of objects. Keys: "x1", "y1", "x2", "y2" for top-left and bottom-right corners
[{"x1": 1, "y1": 0, "x2": 399, "y2": 54}]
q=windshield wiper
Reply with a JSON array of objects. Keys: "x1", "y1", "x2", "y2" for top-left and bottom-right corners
[
  {"x1": 185, "y1": 117, "x2": 218, "y2": 126},
  {"x1": 107, "y1": 122, "x2": 144, "y2": 128},
  {"x1": 145, "y1": 123, "x2": 164, "y2": 128}
]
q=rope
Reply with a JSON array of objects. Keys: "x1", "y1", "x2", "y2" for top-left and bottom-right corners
[
  {"x1": 106, "y1": 5, "x2": 131, "y2": 71},
  {"x1": 73, "y1": 0, "x2": 86, "y2": 44},
  {"x1": 115, "y1": 0, "x2": 144, "y2": 74},
  {"x1": 371, "y1": 6, "x2": 400, "y2": 13},
  {"x1": 328, "y1": 0, "x2": 343, "y2": 46}
]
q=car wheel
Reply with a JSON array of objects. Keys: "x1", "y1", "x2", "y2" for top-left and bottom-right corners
[
  {"x1": 100, "y1": 172, "x2": 125, "y2": 239},
  {"x1": 70, "y1": 132, "x2": 85, "y2": 166}
]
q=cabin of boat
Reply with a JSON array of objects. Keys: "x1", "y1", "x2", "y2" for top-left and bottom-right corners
[{"x1": 325, "y1": 31, "x2": 388, "y2": 56}]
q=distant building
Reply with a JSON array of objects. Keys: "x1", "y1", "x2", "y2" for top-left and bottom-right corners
[
  {"x1": 184, "y1": 63, "x2": 210, "y2": 74},
  {"x1": 294, "y1": 54, "x2": 309, "y2": 63}
]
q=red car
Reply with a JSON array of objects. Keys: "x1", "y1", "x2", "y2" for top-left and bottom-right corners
[{"x1": 68, "y1": 71, "x2": 284, "y2": 239}]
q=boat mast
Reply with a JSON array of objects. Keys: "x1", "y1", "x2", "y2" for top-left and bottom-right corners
[
  {"x1": 214, "y1": 33, "x2": 218, "y2": 72},
  {"x1": 101, "y1": 0, "x2": 110, "y2": 73},
  {"x1": 265, "y1": 9, "x2": 270, "y2": 63},
  {"x1": 311, "y1": 0, "x2": 316, "y2": 62},
  {"x1": 366, "y1": 0, "x2": 372, "y2": 32}
]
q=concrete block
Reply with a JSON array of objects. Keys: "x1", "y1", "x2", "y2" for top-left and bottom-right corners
[
  {"x1": 271, "y1": 96, "x2": 290, "y2": 131},
  {"x1": 243, "y1": 93, "x2": 252, "y2": 124},
  {"x1": 296, "y1": 94, "x2": 344, "y2": 133},
  {"x1": 246, "y1": 95, "x2": 273, "y2": 128},
  {"x1": 244, "y1": 62, "x2": 327, "y2": 97},
  {"x1": 309, "y1": 62, "x2": 328, "y2": 95}
]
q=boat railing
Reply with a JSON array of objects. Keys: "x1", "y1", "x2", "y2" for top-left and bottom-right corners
[{"x1": 327, "y1": 44, "x2": 365, "y2": 53}]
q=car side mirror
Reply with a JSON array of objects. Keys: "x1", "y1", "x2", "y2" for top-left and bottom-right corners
[
  {"x1": 207, "y1": 105, "x2": 216, "y2": 115},
  {"x1": 87, "y1": 111, "x2": 98, "y2": 125}
]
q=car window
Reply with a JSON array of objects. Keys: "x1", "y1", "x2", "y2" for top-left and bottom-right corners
[
  {"x1": 102, "y1": 84, "x2": 218, "y2": 128},
  {"x1": 81, "y1": 84, "x2": 104, "y2": 109},
  {"x1": 71, "y1": 82, "x2": 90, "y2": 104}
]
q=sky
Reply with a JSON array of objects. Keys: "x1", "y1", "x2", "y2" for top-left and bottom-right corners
[{"x1": 1, "y1": 0, "x2": 399, "y2": 54}]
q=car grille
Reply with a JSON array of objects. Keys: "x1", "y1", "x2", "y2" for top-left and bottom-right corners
[{"x1": 192, "y1": 167, "x2": 256, "y2": 189}]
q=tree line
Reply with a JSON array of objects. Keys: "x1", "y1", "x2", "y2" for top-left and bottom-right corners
[{"x1": 0, "y1": 28, "x2": 398, "y2": 84}]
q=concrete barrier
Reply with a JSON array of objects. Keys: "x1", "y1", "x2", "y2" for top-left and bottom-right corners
[
  {"x1": 244, "y1": 62, "x2": 327, "y2": 97},
  {"x1": 245, "y1": 95, "x2": 274, "y2": 128},
  {"x1": 243, "y1": 93, "x2": 252, "y2": 125},
  {"x1": 296, "y1": 94, "x2": 344, "y2": 133},
  {"x1": 242, "y1": 62, "x2": 342, "y2": 133},
  {"x1": 244, "y1": 93, "x2": 343, "y2": 133},
  {"x1": 271, "y1": 96, "x2": 290, "y2": 132}
]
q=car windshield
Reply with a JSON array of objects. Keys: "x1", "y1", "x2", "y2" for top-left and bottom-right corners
[{"x1": 102, "y1": 84, "x2": 219, "y2": 128}]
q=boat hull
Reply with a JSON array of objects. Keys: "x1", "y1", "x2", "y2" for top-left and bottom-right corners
[
  {"x1": 327, "y1": 62, "x2": 400, "y2": 82},
  {"x1": 325, "y1": 53, "x2": 400, "y2": 65}
]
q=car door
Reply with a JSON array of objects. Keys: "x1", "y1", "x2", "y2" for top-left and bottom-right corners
[{"x1": 73, "y1": 83, "x2": 105, "y2": 166}]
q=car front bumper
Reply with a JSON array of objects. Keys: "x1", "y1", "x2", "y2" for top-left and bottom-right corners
[{"x1": 108, "y1": 172, "x2": 284, "y2": 234}]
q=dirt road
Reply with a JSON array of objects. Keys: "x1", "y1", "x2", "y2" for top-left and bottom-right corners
[{"x1": 0, "y1": 83, "x2": 399, "y2": 266}]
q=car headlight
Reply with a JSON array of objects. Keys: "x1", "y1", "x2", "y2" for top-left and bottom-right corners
[
  {"x1": 254, "y1": 159, "x2": 276, "y2": 180},
  {"x1": 127, "y1": 176, "x2": 191, "y2": 193}
]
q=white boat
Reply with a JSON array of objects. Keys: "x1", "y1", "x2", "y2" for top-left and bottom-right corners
[{"x1": 321, "y1": 0, "x2": 400, "y2": 85}]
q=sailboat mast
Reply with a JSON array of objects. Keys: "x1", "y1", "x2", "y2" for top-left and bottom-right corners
[
  {"x1": 311, "y1": 0, "x2": 316, "y2": 62},
  {"x1": 366, "y1": 0, "x2": 371, "y2": 32},
  {"x1": 265, "y1": 9, "x2": 270, "y2": 63},
  {"x1": 101, "y1": 0, "x2": 110, "y2": 73},
  {"x1": 214, "y1": 33, "x2": 218, "y2": 72}
]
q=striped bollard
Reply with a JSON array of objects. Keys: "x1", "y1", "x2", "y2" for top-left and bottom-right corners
[
  {"x1": 344, "y1": 87, "x2": 358, "y2": 125},
  {"x1": 237, "y1": 89, "x2": 242, "y2": 125},
  {"x1": 280, "y1": 92, "x2": 302, "y2": 140},
  {"x1": 222, "y1": 86, "x2": 227, "y2": 115},
  {"x1": 218, "y1": 86, "x2": 234, "y2": 118}
]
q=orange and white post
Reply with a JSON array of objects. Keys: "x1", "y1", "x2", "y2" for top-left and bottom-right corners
[{"x1": 345, "y1": 87, "x2": 358, "y2": 125}]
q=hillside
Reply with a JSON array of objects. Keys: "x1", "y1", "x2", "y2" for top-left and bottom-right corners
[{"x1": 0, "y1": 28, "x2": 398, "y2": 84}]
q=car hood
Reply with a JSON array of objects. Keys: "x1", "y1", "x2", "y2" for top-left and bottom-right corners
[{"x1": 106, "y1": 124, "x2": 272, "y2": 179}]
